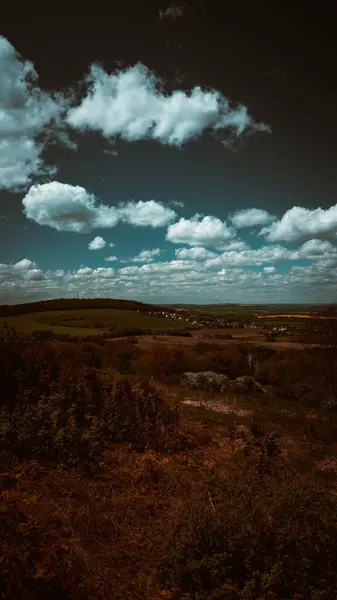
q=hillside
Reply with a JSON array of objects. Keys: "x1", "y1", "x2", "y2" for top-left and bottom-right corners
[{"x1": 0, "y1": 297, "x2": 175, "y2": 318}]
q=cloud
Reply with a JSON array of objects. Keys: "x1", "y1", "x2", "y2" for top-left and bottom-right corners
[
  {"x1": 0, "y1": 36, "x2": 68, "y2": 192},
  {"x1": 103, "y1": 148, "x2": 118, "y2": 156},
  {"x1": 67, "y1": 63, "x2": 270, "y2": 147},
  {"x1": 88, "y1": 236, "x2": 106, "y2": 250},
  {"x1": 104, "y1": 255, "x2": 118, "y2": 262},
  {"x1": 2, "y1": 246, "x2": 337, "y2": 304},
  {"x1": 119, "y1": 200, "x2": 176, "y2": 227},
  {"x1": 159, "y1": 4, "x2": 184, "y2": 20},
  {"x1": 261, "y1": 204, "x2": 337, "y2": 242},
  {"x1": 215, "y1": 240, "x2": 250, "y2": 251},
  {"x1": 175, "y1": 247, "x2": 218, "y2": 260},
  {"x1": 230, "y1": 208, "x2": 276, "y2": 229},
  {"x1": 205, "y1": 240, "x2": 337, "y2": 269},
  {"x1": 131, "y1": 248, "x2": 161, "y2": 262},
  {"x1": 22, "y1": 182, "x2": 119, "y2": 233},
  {"x1": 22, "y1": 182, "x2": 176, "y2": 233},
  {"x1": 170, "y1": 200, "x2": 184, "y2": 208},
  {"x1": 13, "y1": 258, "x2": 36, "y2": 270},
  {"x1": 166, "y1": 214, "x2": 235, "y2": 247}
]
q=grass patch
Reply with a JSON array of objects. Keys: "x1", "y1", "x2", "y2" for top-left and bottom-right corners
[{"x1": 0, "y1": 308, "x2": 182, "y2": 337}]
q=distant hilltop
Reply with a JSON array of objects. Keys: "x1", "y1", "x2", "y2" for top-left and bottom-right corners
[{"x1": 0, "y1": 298, "x2": 176, "y2": 318}]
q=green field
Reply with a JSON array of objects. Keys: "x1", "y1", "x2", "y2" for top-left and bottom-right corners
[{"x1": 0, "y1": 308, "x2": 181, "y2": 337}]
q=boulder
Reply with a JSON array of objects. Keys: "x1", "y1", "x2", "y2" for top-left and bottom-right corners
[{"x1": 180, "y1": 371, "x2": 229, "y2": 392}]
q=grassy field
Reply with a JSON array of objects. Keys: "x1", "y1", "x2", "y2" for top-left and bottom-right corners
[{"x1": 0, "y1": 308, "x2": 181, "y2": 337}]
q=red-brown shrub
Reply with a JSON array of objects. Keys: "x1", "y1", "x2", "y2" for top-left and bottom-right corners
[{"x1": 136, "y1": 344, "x2": 191, "y2": 380}]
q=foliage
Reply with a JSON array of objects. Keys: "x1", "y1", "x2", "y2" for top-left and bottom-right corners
[
  {"x1": 137, "y1": 344, "x2": 191, "y2": 380},
  {"x1": 0, "y1": 333, "x2": 179, "y2": 465},
  {"x1": 157, "y1": 436, "x2": 337, "y2": 599}
]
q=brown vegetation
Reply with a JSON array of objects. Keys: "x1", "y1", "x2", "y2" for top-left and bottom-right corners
[{"x1": 2, "y1": 319, "x2": 337, "y2": 599}]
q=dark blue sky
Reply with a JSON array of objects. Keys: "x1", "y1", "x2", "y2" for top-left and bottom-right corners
[{"x1": 1, "y1": 1, "x2": 337, "y2": 304}]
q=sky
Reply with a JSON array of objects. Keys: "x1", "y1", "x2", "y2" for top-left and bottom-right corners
[{"x1": 1, "y1": 1, "x2": 337, "y2": 304}]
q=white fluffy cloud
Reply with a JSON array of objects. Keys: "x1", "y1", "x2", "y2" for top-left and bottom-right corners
[
  {"x1": 296, "y1": 239, "x2": 337, "y2": 258},
  {"x1": 261, "y1": 204, "x2": 337, "y2": 242},
  {"x1": 2, "y1": 244, "x2": 337, "y2": 304},
  {"x1": 0, "y1": 36, "x2": 67, "y2": 191},
  {"x1": 88, "y1": 236, "x2": 106, "y2": 250},
  {"x1": 12, "y1": 258, "x2": 36, "y2": 270},
  {"x1": 205, "y1": 240, "x2": 337, "y2": 269},
  {"x1": 230, "y1": 208, "x2": 275, "y2": 228},
  {"x1": 22, "y1": 182, "x2": 176, "y2": 233},
  {"x1": 131, "y1": 248, "x2": 161, "y2": 263},
  {"x1": 104, "y1": 255, "x2": 118, "y2": 262},
  {"x1": 67, "y1": 63, "x2": 270, "y2": 147},
  {"x1": 166, "y1": 214, "x2": 235, "y2": 247},
  {"x1": 119, "y1": 201, "x2": 176, "y2": 227},
  {"x1": 22, "y1": 182, "x2": 118, "y2": 233},
  {"x1": 175, "y1": 247, "x2": 218, "y2": 260}
]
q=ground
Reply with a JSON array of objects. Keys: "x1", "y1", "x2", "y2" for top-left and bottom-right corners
[{"x1": 0, "y1": 308, "x2": 182, "y2": 336}]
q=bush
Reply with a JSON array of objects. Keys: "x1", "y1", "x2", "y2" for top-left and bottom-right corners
[
  {"x1": 137, "y1": 345, "x2": 191, "y2": 381},
  {"x1": 157, "y1": 445, "x2": 337, "y2": 599},
  {"x1": 31, "y1": 329, "x2": 57, "y2": 341},
  {"x1": 0, "y1": 334, "x2": 179, "y2": 465},
  {"x1": 102, "y1": 340, "x2": 141, "y2": 372}
]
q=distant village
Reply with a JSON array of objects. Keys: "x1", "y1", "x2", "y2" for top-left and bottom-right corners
[{"x1": 141, "y1": 308, "x2": 300, "y2": 335}]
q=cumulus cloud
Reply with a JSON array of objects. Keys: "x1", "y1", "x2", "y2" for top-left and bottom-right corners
[
  {"x1": 230, "y1": 208, "x2": 276, "y2": 229},
  {"x1": 131, "y1": 248, "x2": 161, "y2": 262},
  {"x1": 205, "y1": 240, "x2": 337, "y2": 269},
  {"x1": 2, "y1": 247, "x2": 337, "y2": 304},
  {"x1": 261, "y1": 204, "x2": 337, "y2": 242},
  {"x1": 215, "y1": 240, "x2": 250, "y2": 252},
  {"x1": 119, "y1": 200, "x2": 176, "y2": 227},
  {"x1": 22, "y1": 182, "x2": 176, "y2": 233},
  {"x1": 0, "y1": 36, "x2": 68, "y2": 191},
  {"x1": 88, "y1": 236, "x2": 106, "y2": 250},
  {"x1": 296, "y1": 239, "x2": 337, "y2": 258},
  {"x1": 22, "y1": 182, "x2": 119, "y2": 233},
  {"x1": 166, "y1": 214, "x2": 235, "y2": 247},
  {"x1": 67, "y1": 63, "x2": 270, "y2": 147},
  {"x1": 175, "y1": 247, "x2": 218, "y2": 260},
  {"x1": 12, "y1": 258, "x2": 36, "y2": 270},
  {"x1": 104, "y1": 255, "x2": 118, "y2": 262}
]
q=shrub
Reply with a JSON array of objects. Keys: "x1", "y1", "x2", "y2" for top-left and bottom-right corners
[
  {"x1": 0, "y1": 334, "x2": 179, "y2": 465},
  {"x1": 137, "y1": 345, "x2": 190, "y2": 380},
  {"x1": 157, "y1": 445, "x2": 337, "y2": 599},
  {"x1": 31, "y1": 329, "x2": 57, "y2": 341},
  {"x1": 102, "y1": 340, "x2": 141, "y2": 372}
]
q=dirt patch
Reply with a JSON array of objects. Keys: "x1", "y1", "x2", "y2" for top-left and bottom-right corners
[{"x1": 181, "y1": 398, "x2": 252, "y2": 417}]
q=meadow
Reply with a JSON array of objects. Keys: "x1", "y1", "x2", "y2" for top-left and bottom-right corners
[{"x1": 0, "y1": 307, "x2": 181, "y2": 337}]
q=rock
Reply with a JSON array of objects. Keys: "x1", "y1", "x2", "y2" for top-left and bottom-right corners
[{"x1": 180, "y1": 371, "x2": 229, "y2": 392}]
